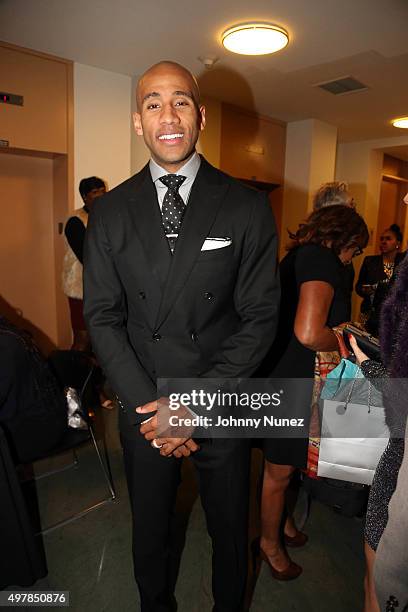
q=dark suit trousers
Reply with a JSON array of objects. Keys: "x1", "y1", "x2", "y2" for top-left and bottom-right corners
[{"x1": 122, "y1": 434, "x2": 250, "y2": 612}]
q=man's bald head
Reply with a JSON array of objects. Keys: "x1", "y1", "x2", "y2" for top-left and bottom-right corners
[
  {"x1": 136, "y1": 61, "x2": 201, "y2": 111},
  {"x1": 133, "y1": 60, "x2": 206, "y2": 171}
]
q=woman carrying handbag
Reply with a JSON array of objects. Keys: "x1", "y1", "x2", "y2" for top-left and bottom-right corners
[{"x1": 255, "y1": 205, "x2": 369, "y2": 580}]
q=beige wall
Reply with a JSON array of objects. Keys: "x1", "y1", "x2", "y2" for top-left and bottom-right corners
[
  {"x1": 336, "y1": 135, "x2": 408, "y2": 232},
  {"x1": 281, "y1": 120, "x2": 313, "y2": 243},
  {"x1": 130, "y1": 74, "x2": 150, "y2": 174},
  {"x1": 336, "y1": 144, "x2": 383, "y2": 248},
  {"x1": 335, "y1": 138, "x2": 408, "y2": 250},
  {"x1": 219, "y1": 104, "x2": 286, "y2": 185},
  {"x1": 281, "y1": 119, "x2": 337, "y2": 256},
  {"x1": 336, "y1": 134, "x2": 408, "y2": 318},
  {"x1": 0, "y1": 151, "x2": 58, "y2": 351},
  {"x1": 74, "y1": 63, "x2": 131, "y2": 209},
  {"x1": 197, "y1": 96, "x2": 221, "y2": 169},
  {"x1": 336, "y1": 143, "x2": 383, "y2": 319},
  {"x1": 309, "y1": 120, "x2": 338, "y2": 209}
]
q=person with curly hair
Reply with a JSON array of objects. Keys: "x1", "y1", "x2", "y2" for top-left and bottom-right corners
[
  {"x1": 313, "y1": 181, "x2": 356, "y2": 319},
  {"x1": 312, "y1": 180, "x2": 354, "y2": 210},
  {"x1": 256, "y1": 205, "x2": 369, "y2": 580}
]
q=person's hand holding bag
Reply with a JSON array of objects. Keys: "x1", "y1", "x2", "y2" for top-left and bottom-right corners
[{"x1": 348, "y1": 334, "x2": 369, "y2": 366}]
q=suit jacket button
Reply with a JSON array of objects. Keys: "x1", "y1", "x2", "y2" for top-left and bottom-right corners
[
  {"x1": 191, "y1": 332, "x2": 198, "y2": 342},
  {"x1": 204, "y1": 291, "x2": 214, "y2": 300},
  {"x1": 152, "y1": 333, "x2": 162, "y2": 341},
  {"x1": 139, "y1": 291, "x2": 146, "y2": 299},
  {"x1": 117, "y1": 398, "x2": 126, "y2": 413}
]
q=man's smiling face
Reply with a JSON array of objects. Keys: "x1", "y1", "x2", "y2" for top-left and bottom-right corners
[{"x1": 133, "y1": 62, "x2": 206, "y2": 172}]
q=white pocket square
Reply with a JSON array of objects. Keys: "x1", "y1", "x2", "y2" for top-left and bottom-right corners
[{"x1": 201, "y1": 237, "x2": 232, "y2": 251}]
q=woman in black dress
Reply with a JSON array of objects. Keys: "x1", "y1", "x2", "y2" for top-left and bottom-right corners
[{"x1": 258, "y1": 206, "x2": 369, "y2": 580}]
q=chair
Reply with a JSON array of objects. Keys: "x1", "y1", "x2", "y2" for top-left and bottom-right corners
[
  {"x1": 0, "y1": 424, "x2": 47, "y2": 588},
  {"x1": 28, "y1": 350, "x2": 116, "y2": 535}
]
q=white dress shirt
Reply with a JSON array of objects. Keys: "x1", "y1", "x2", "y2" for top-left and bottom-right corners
[{"x1": 149, "y1": 151, "x2": 201, "y2": 209}]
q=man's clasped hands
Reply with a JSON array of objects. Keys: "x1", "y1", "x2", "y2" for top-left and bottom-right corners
[{"x1": 136, "y1": 397, "x2": 199, "y2": 458}]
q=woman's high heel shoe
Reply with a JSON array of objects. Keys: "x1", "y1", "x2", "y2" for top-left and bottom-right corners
[
  {"x1": 284, "y1": 531, "x2": 308, "y2": 548},
  {"x1": 251, "y1": 538, "x2": 302, "y2": 581}
]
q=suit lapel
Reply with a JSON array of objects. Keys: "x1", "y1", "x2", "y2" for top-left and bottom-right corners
[
  {"x1": 376, "y1": 256, "x2": 386, "y2": 281},
  {"x1": 126, "y1": 165, "x2": 171, "y2": 291},
  {"x1": 155, "y1": 159, "x2": 230, "y2": 329}
]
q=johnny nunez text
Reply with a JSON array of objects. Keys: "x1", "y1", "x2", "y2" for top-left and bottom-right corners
[{"x1": 167, "y1": 415, "x2": 305, "y2": 429}]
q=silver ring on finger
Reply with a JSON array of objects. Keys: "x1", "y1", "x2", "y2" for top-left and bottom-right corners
[{"x1": 152, "y1": 439, "x2": 163, "y2": 449}]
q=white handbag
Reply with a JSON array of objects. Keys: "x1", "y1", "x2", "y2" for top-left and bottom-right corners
[{"x1": 318, "y1": 363, "x2": 389, "y2": 485}]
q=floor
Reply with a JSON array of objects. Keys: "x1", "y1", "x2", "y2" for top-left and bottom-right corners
[{"x1": 10, "y1": 406, "x2": 365, "y2": 611}]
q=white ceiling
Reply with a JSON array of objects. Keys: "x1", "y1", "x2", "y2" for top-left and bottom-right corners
[{"x1": 1, "y1": 0, "x2": 408, "y2": 143}]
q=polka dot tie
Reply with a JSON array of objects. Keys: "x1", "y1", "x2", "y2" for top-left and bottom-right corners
[{"x1": 159, "y1": 174, "x2": 187, "y2": 253}]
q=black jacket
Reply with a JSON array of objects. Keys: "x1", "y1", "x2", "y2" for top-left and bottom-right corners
[
  {"x1": 83, "y1": 157, "x2": 280, "y2": 439},
  {"x1": 0, "y1": 320, "x2": 67, "y2": 463},
  {"x1": 356, "y1": 252, "x2": 405, "y2": 314}
]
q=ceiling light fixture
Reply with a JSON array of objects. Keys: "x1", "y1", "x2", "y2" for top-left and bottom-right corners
[
  {"x1": 392, "y1": 117, "x2": 408, "y2": 129},
  {"x1": 222, "y1": 22, "x2": 289, "y2": 56}
]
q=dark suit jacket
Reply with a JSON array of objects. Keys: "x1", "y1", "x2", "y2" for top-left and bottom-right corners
[
  {"x1": 0, "y1": 322, "x2": 67, "y2": 463},
  {"x1": 356, "y1": 252, "x2": 405, "y2": 313},
  {"x1": 83, "y1": 157, "x2": 280, "y2": 439}
]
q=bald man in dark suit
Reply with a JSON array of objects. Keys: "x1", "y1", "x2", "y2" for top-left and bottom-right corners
[{"x1": 84, "y1": 61, "x2": 279, "y2": 611}]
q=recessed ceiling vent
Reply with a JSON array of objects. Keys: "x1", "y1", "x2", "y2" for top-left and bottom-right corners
[{"x1": 315, "y1": 76, "x2": 368, "y2": 95}]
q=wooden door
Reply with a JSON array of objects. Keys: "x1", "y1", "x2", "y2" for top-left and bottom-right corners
[
  {"x1": 0, "y1": 150, "x2": 62, "y2": 352},
  {"x1": 377, "y1": 177, "x2": 407, "y2": 250}
]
